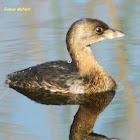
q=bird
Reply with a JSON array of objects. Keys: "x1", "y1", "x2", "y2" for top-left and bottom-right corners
[{"x1": 6, "y1": 18, "x2": 125, "y2": 95}]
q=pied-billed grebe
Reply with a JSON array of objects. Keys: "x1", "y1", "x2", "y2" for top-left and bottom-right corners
[{"x1": 6, "y1": 18, "x2": 125, "y2": 94}]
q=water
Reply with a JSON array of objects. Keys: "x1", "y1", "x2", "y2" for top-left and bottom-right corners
[{"x1": 0, "y1": 0, "x2": 140, "y2": 140}]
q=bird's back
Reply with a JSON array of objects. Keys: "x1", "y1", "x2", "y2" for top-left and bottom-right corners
[{"x1": 6, "y1": 61, "x2": 86, "y2": 94}]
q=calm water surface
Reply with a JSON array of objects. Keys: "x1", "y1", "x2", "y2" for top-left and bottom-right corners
[{"x1": 0, "y1": 0, "x2": 140, "y2": 140}]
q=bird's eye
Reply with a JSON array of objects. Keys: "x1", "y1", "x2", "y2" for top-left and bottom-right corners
[{"x1": 95, "y1": 27, "x2": 103, "y2": 34}]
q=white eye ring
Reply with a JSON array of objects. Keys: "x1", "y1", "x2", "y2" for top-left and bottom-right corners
[{"x1": 95, "y1": 27, "x2": 103, "y2": 33}]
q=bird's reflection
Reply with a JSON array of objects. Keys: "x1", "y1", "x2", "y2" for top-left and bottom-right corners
[
  {"x1": 10, "y1": 87, "x2": 119, "y2": 140},
  {"x1": 69, "y1": 91, "x2": 119, "y2": 140}
]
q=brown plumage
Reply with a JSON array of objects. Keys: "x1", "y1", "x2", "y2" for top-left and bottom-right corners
[{"x1": 6, "y1": 18, "x2": 125, "y2": 94}]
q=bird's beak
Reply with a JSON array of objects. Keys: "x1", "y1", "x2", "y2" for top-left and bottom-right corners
[{"x1": 103, "y1": 28, "x2": 125, "y2": 40}]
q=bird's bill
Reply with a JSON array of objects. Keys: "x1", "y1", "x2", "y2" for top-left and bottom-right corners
[{"x1": 103, "y1": 28, "x2": 125, "y2": 40}]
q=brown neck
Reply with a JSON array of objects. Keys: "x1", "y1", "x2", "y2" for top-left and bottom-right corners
[
  {"x1": 68, "y1": 43, "x2": 99, "y2": 77},
  {"x1": 67, "y1": 43, "x2": 117, "y2": 92}
]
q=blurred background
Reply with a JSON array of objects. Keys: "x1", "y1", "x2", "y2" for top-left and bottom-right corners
[{"x1": 0, "y1": 0, "x2": 140, "y2": 140}]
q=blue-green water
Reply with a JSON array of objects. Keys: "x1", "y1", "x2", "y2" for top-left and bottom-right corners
[{"x1": 0, "y1": 0, "x2": 140, "y2": 140}]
